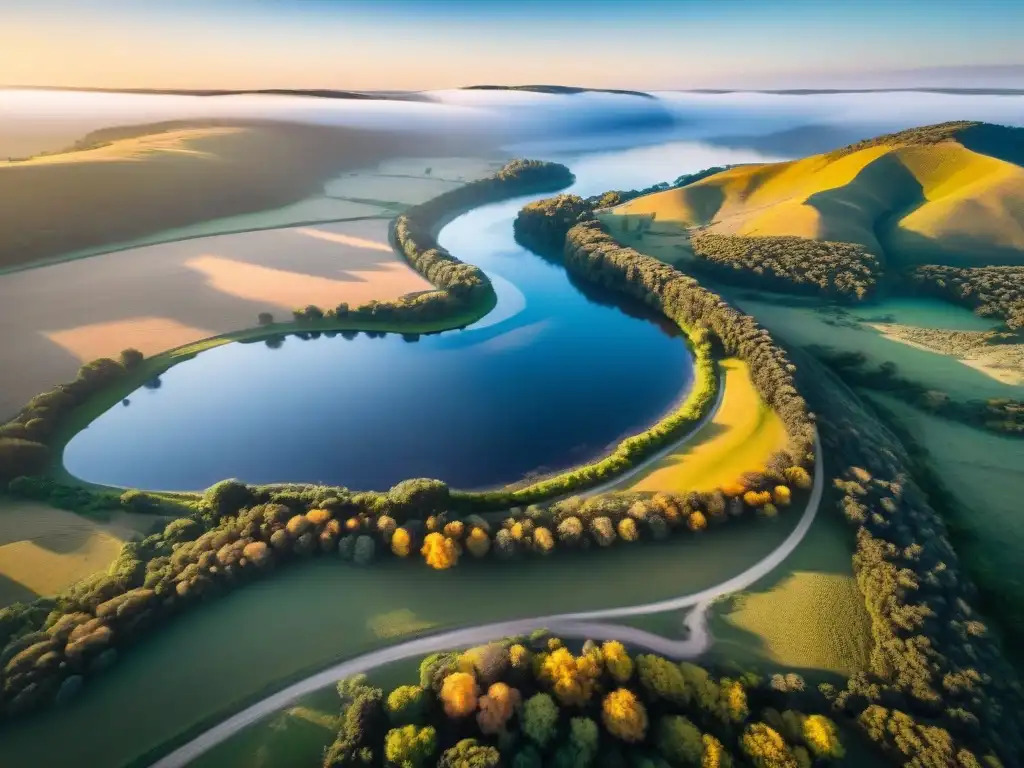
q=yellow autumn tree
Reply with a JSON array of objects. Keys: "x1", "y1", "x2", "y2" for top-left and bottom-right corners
[
  {"x1": 509, "y1": 644, "x2": 531, "y2": 671},
  {"x1": 688, "y1": 511, "x2": 708, "y2": 532},
  {"x1": 476, "y1": 682, "x2": 521, "y2": 734},
  {"x1": 602, "y1": 688, "x2": 648, "y2": 743},
  {"x1": 783, "y1": 466, "x2": 812, "y2": 490},
  {"x1": 802, "y1": 714, "x2": 844, "y2": 759},
  {"x1": 465, "y1": 527, "x2": 491, "y2": 558},
  {"x1": 533, "y1": 527, "x2": 555, "y2": 555},
  {"x1": 743, "y1": 490, "x2": 773, "y2": 508},
  {"x1": 440, "y1": 672, "x2": 478, "y2": 718},
  {"x1": 306, "y1": 508, "x2": 332, "y2": 525},
  {"x1": 391, "y1": 528, "x2": 412, "y2": 557},
  {"x1": 421, "y1": 532, "x2": 459, "y2": 570},
  {"x1": 772, "y1": 486, "x2": 792, "y2": 506},
  {"x1": 539, "y1": 648, "x2": 600, "y2": 706},
  {"x1": 702, "y1": 733, "x2": 733, "y2": 768},
  {"x1": 617, "y1": 518, "x2": 639, "y2": 542},
  {"x1": 444, "y1": 521, "x2": 464, "y2": 540},
  {"x1": 724, "y1": 680, "x2": 749, "y2": 723},
  {"x1": 602, "y1": 641, "x2": 634, "y2": 684}
]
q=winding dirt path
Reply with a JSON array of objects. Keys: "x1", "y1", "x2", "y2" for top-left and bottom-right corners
[{"x1": 150, "y1": 432, "x2": 822, "y2": 768}]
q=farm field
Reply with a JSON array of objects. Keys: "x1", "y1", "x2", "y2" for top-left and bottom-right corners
[
  {"x1": 0, "y1": 498, "x2": 156, "y2": 606},
  {"x1": 0, "y1": 218, "x2": 433, "y2": 417},
  {"x1": 617, "y1": 358, "x2": 788, "y2": 493},
  {"x1": 0, "y1": 513, "x2": 800, "y2": 768}
]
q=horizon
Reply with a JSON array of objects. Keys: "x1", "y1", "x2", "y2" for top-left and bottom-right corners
[{"x1": 3, "y1": 0, "x2": 1023, "y2": 91}]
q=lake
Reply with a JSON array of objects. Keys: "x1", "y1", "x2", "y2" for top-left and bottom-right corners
[{"x1": 62, "y1": 141, "x2": 780, "y2": 492}]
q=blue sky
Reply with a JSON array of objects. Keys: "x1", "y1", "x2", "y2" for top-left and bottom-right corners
[{"x1": 3, "y1": 0, "x2": 1022, "y2": 90}]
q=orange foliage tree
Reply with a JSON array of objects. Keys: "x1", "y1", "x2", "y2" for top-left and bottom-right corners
[
  {"x1": 421, "y1": 532, "x2": 460, "y2": 570},
  {"x1": 391, "y1": 528, "x2": 412, "y2": 557},
  {"x1": 476, "y1": 682, "x2": 521, "y2": 734},
  {"x1": 440, "y1": 672, "x2": 479, "y2": 718},
  {"x1": 539, "y1": 648, "x2": 601, "y2": 706}
]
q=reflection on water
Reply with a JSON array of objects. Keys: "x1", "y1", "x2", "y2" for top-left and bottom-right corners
[{"x1": 65, "y1": 139, "x2": 793, "y2": 491}]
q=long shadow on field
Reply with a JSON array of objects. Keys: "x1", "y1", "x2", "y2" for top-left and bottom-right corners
[{"x1": 0, "y1": 571, "x2": 38, "y2": 607}]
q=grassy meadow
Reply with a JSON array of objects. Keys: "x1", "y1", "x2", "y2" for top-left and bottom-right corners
[
  {"x1": 616, "y1": 358, "x2": 789, "y2": 493},
  {"x1": 0, "y1": 512, "x2": 801, "y2": 768}
]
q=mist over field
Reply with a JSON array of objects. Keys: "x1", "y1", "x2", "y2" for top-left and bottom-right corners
[{"x1": 3, "y1": 86, "x2": 1023, "y2": 159}]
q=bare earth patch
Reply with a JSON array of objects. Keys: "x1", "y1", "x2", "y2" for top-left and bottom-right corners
[{"x1": 0, "y1": 218, "x2": 430, "y2": 417}]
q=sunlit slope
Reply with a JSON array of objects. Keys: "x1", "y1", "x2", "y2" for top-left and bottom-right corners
[
  {"x1": 0, "y1": 120, "x2": 425, "y2": 268},
  {"x1": 613, "y1": 122, "x2": 1024, "y2": 267}
]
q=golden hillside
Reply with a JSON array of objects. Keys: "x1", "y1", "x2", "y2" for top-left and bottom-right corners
[{"x1": 615, "y1": 122, "x2": 1024, "y2": 267}]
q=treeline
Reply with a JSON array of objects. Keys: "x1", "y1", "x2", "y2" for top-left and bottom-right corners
[
  {"x1": 809, "y1": 345, "x2": 1024, "y2": 436},
  {"x1": 513, "y1": 194, "x2": 595, "y2": 255},
  {"x1": 827, "y1": 120, "x2": 979, "y2": 159},
  {"x1": 0, "y1": 348, "x2": 147, "y2": 484},
  {"x1": 289, "y1": 159, "x2": 576, "y2": 326},
  {"x1": 561, "y1": 220, "x2": 815, "y2": 470},
  {"x1": 0, "y1": 468, "x2": 813, "y2": 717},
  {"x1": 585, "y1": 165, "x2": 732, "y2": 210},
  {"x1": 910, "y1": 264, "x2": 1024, "y2": 330},
  {"x1": 795, "y1": 351, "x2": 1024, "y2": 766},
  {"x1": 688, "y1": 231, "x2": 881, "y2": 300},
  {"x1": 322, "y1": 636, "x2": 849, "y2": 768}
]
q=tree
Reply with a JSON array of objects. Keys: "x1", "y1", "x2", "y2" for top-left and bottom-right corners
[
  {"x1": 801, "y1": 714, "x2": 844, "y2": 759},
  {"x1": 466, "y1": 527, "x2": 491, "y2": 558},
  {"x1": 438, "y1": 739, "x2": 501, "y2": 768},
  {"x1": 533, "y1": 527, "x2": 555, "y2": 555},
  {"x1": 440, "y1": 672, "x2": 478, "y2": 718},
  {"x1": 602, "y1": 641, "x2": 634, "y2": 684},
  {"x1": 539, "y1": 648, "x2": 600, "y2": 706},
  {"x1": 687, "y1": 511, "x2": 707, "y2": 532},
  {"x1": 657, "y1": 715, "x2": 704, "y2": 766},
  {"x1": 477, "y1": 682, "x2": 521, "y2": 734},
  {"x1": 701, "y1": 734, "x2": 733, "y2": 768},
  {"x1": 591, "y1": 517, "x2": 616, "y2": 547},
  {"x1": 119, "y1": 348, "x2": 144, "y2": 369},
  {"x1": 386, "y1": 685, "x2": 428, "y2": 726},
  {"x1": 257, "y1": 311, "x2": 274, "y2": 325},
  {"x1": 636, "y1": 654, "x2": 688, "y2": 705},
  {"x1": 617, "y1": 518, "x2": 640, "y2": 542},
  {"x1": 772, "y1": 486, "x2": 792, "y2": 506},
  {"x1": 422, "y1": 532, "x2": 459, "y2": 569},
  {"x1": 392, "y1": 528, "x2": 412, "y2": 557},
  {"x1": 741, "y1": 724, "x2": 799, "y2": 768},
  {"x1": 385, "y1": 725, "x2": 436, "y2": 768},
  {"x1": 202, "y1": 479, "x2": 252, "y2": 519},
  {"x1": 353, "y1": 535, "x2": 376, "y2": 565},
  {"x1": 523, "y1": 692, "x2": 559, "y2": 747},
  {"x1": 602, "y1": 688, "x2": 648, "y2": 743},
  {"x1": 387, "y1": 478, "x2": 450, "y2": 521}
]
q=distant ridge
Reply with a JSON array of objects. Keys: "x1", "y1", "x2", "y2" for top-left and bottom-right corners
[
  {"x1": 683, "y1": 87, "x2": 1024, "y2": 96},
  {"x1": 463, "y1": 84, "x2": 655, "y2": 99},
  {"x1": 0, "y1": 85, "x2": 427, "y2": 101}
]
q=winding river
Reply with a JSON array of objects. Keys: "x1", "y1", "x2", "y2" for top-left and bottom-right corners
[{"x1": 62, "y1": 141, "x2": 781, "y2": 492}]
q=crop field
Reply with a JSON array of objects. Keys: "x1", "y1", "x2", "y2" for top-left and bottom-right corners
[
  {"x1": 0, "y1": 499, "x2": 155, "y2": 606},
  {"x1": 708, "y1": 508, "x2": 871, "y2": 679},
  {"x1": 619, "y1": 358, "x2": 788, "y2": 493}
]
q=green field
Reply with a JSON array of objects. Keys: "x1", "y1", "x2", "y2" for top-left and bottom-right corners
[{"x1": 0, "y1": 511, "x2": 799, "y2": 768}]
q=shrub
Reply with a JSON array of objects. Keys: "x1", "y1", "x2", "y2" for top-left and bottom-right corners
[
  {"x1": 257, "y1": 312, "x2": 274, "y2": 326},
  {"x1": 602, "y1": 688, "x2": 648, "y2": 743}
]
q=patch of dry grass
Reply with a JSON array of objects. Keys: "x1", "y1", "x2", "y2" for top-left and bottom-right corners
[{"x1": 0, "y1": 498, "x2": 154, "y2": 607}]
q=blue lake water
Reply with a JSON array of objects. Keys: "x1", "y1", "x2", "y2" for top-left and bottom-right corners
[{"x1": 62, "y1": 140, "x2": 778, "y2": 491}]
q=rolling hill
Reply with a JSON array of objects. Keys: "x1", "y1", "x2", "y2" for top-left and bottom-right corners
[
  {"x1": 613, "y1": 121, "x2": 1024, "y2": 269},
  {"x1": 0, "y1": 119, "x2": 456, "y2": 270}
]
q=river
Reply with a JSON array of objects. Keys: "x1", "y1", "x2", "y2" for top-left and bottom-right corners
[{"x1": 62, "y1": 140, "x2": 780, "y2": 491}]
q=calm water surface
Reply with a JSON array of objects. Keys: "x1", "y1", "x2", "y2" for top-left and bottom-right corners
[{"x1": 63, "y1": 141, "x2": 778, "y2": 491}]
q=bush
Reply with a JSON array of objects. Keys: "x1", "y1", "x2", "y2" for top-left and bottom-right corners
[
  {"x1": 119, "y1": 348, "x2": 145, "y2": 370},
  {"x1": 0, "y1": 438, "x2": 49, "y2": 482},
  {"x1": 257, "y1": 312, "x2": 274, "y2": 326}
]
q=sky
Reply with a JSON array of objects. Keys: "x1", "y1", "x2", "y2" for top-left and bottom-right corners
[{"x1": 3, "y1": 0, "x2": 1023, "y2": 91}]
